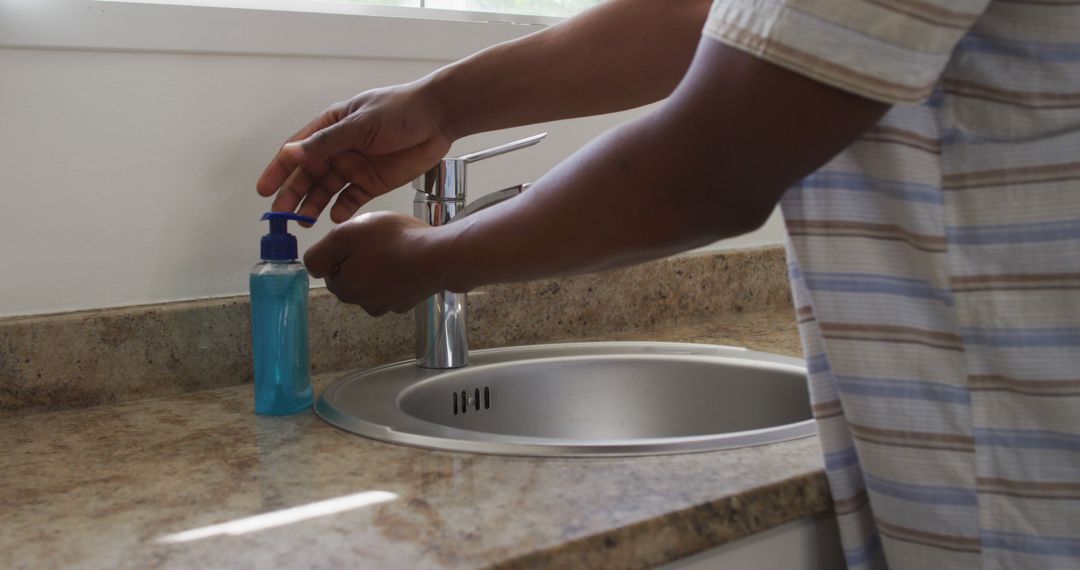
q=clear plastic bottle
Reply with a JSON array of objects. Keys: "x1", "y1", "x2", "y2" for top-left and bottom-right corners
[{"x1": 250, "y1": 212, "x2": 316, "y2": 415}]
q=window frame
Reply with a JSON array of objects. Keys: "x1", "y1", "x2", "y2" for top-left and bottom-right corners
[
  {"x1": 0, "y1": 0, "x2": 556, "y2": 61},
  {"x1": 101, "y1": 0, "x2": 569, "y2": 26}
]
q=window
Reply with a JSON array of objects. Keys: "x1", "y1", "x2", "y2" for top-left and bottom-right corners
[
  {"x1": 98, "y1": 0, "x2": 604, "y2": 21},
  {"x1": 336, "y1": 0, "x2": 603, "y2": 18}
]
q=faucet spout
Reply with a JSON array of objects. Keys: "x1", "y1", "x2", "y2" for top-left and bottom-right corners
[
  {"x1": 412, "y1": 134, "x2": 545, "y2": 369},
  {"x1": 413, "y1": 183, "x2": 529, "y2": 370}
]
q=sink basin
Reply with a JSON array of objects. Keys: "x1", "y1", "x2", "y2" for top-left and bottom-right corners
[{"x1": 315, "y1": 342, "x2": 814, "y2": 457}]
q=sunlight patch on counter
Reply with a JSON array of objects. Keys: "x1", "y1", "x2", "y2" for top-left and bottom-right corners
[{"x1": 157, "y1": 490, "x2": 399, "y2": 543}]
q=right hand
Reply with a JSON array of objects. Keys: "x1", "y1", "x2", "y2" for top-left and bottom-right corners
[
  {"x1": 256, "y1": 83, "x2": 454, "y2": 224},
  {"x1": 304, "y1": 211, "x2": 444, "y2": 316}
]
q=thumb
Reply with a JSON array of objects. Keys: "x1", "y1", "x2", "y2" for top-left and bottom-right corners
[{"x1": 303, "y1": 225, "x2": 352, "y2": 279}]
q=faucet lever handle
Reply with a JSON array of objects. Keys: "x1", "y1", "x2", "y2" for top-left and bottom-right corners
[
  {"x1": 456, "y1": 132, "x2": 547, "y2": 164},
  {"x1": 452, "y1": 183, "x2": 530, "y2": 221},
  {"x1": 412, "y1": 133, "x2": 546, "y2": 199}
]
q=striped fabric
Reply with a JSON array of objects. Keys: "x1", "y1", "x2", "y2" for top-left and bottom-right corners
[{"x1": 704, "y1": 0, "x2": 1080, "y2": 568}]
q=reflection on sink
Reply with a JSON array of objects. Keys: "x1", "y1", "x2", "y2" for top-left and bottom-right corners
[{"x1": 315, "y1": 342, "x2": 814, "y2": 457}]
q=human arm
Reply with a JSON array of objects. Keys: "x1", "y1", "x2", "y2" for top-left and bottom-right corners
[
  {"x1": 303, "y1": 38, "x2": 890, "y2": 314},
  {"x1": 255, "y1": 0, "x2": 712, "y2": 223},
  {"x1": 428, "y1": 0, "x2": 713, "y2": 139}
]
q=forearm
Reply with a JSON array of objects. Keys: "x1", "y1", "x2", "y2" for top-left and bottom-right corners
[
  {"x1": 432, "y1": 111, "x2": 755, "y2": 291},
  {"x1": 426, "y1": 40, "x2": 889, "y2": 292},
  {"x1": 422, "y1": 0, "x2": 712, "y2": 139},
  {"x1": 301, "y1": 41, "x2": 888, "y2": 316}
]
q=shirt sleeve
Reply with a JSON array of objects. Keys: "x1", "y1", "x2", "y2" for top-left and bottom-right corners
[{"x1": 703, "y1": 0, "x2": 992, "y2": 104}]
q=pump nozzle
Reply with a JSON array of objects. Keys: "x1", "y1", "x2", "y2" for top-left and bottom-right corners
[{"x1": 260, "y1": 212, "x2": 316, "y2": 261}]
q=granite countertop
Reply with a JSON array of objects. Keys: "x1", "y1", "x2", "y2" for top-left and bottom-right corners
[{"x1": 1, "y1": 308, "x2": 829, "y2": 570}]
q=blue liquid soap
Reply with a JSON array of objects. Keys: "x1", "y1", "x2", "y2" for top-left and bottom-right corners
[{"x1": 250, "y1": 212, "x2": 316, "y2": 415}]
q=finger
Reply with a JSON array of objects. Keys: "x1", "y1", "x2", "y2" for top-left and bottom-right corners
[
  {"x1": 297, "y1": 169, "x2": 349, "y2": 224},
  {"x1": 270, "y1": 166, "x2": 313, "y2": 213},
  {"x1": 286, "y1": 107, "x2": 340, "y2": 144},
  {"x1": 391, "y1": 293, "x2": 425, "y2": 314},
  {"x1": 294, "y1": 111, "x2": 375, "y2": 164},
  {"x1": 367, "y1": 305, "x2": 390, "y2": 318},
  {"x1": 326, "y1": 274, "x2": 385, "y2": 315},
  {"x1": 324, "y1": 274, "x2": 342, "y2": 299},
  {"x1": 325, "y1": 151, "x2": 388, "y2": 221},
  {"x1": 257, "y1": 145, "x2": 304, "y2": 198},
  {"x1": 271, "y1": 160, "x2": 332, "y2": 214},
  {"x1": 256, "y1": 104, "x2": 344, "y2": 196},
  {"x1": 326, "y1": 139, "x2": 445, "y2": 222},
  {"x1": 392, "y1": 304, "x2": 415, "y2": 314},
  {"x1": 330, "y1": 185, "x2": 377, "y2": 223},
  {"x1": 304, "y1": 226, "x2": 351, "y2": 279}
]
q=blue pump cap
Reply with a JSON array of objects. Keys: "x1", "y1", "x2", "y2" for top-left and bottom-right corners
[{"x1": 260, "y1": 212, "x2": 316, "y2": 261}]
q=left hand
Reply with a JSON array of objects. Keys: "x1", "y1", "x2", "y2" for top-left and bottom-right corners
[
  {"x1": 256, "y1": 84, "x2": 454, "y2": 225},
  {"x1": 304, "y1": 211, "x2": 443, "y2": 316}
]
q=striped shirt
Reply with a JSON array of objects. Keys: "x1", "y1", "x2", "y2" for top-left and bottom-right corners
[{"x1": 703, "y1": 0, "x2": 1080, "y2": 568}]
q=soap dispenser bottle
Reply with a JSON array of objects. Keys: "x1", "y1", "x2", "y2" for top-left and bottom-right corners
[{"x1": 250, "y1": 212, "x2": 316, "y2": 415}]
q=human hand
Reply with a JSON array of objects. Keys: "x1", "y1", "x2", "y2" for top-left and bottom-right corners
[
  {"x1": 256, "y1": 84, "x2": 453, "y2": 224},
  {"x1": 303, "y1": 211, "x2": 445, "y2": 316}
]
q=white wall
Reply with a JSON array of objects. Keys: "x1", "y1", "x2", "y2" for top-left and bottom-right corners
[{"x1": 0, "y1": 0, "x2": 784, "y2": 318}]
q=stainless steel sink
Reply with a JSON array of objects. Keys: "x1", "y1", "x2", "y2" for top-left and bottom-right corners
[{"x1": 315, "y1": 342, "x2": 814, "y2": 457}]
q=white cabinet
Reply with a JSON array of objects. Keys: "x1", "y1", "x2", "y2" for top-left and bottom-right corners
[{"x1": 660, "y1": 514, "x2": 844, "y2": 570}]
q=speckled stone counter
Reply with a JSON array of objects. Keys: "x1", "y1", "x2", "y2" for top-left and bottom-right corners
[
  {"x1": 1, "y1": 247, "x2": 791, "y2": 418},
  {"x1": 1, "y1": 309, "x2": 830, "y2": 570}
]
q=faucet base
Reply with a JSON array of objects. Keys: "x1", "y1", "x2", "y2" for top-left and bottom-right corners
[{"x1": 414, "y1": 291, "x2": 469, "y2": 369}]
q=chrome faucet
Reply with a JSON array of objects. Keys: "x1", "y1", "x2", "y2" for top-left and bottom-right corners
[{"x1": 412, "y1": 133, "x2": 547, "y2": 369}]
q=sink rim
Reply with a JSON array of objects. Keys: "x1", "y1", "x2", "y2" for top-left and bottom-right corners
[{"x1": 315, "y1": 341, "x2": 817, "y2": 458}]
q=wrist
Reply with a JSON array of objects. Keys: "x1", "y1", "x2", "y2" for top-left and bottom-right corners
[
  {"x1": 415, "y1": 63, "x2": 470, "y2": 142},
  {"x1": 412, "y1": 222, "x2": 462, "y2": 294},
  {"x1": 418, "y1": 221, "x2": 480, "y2": 294}
]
